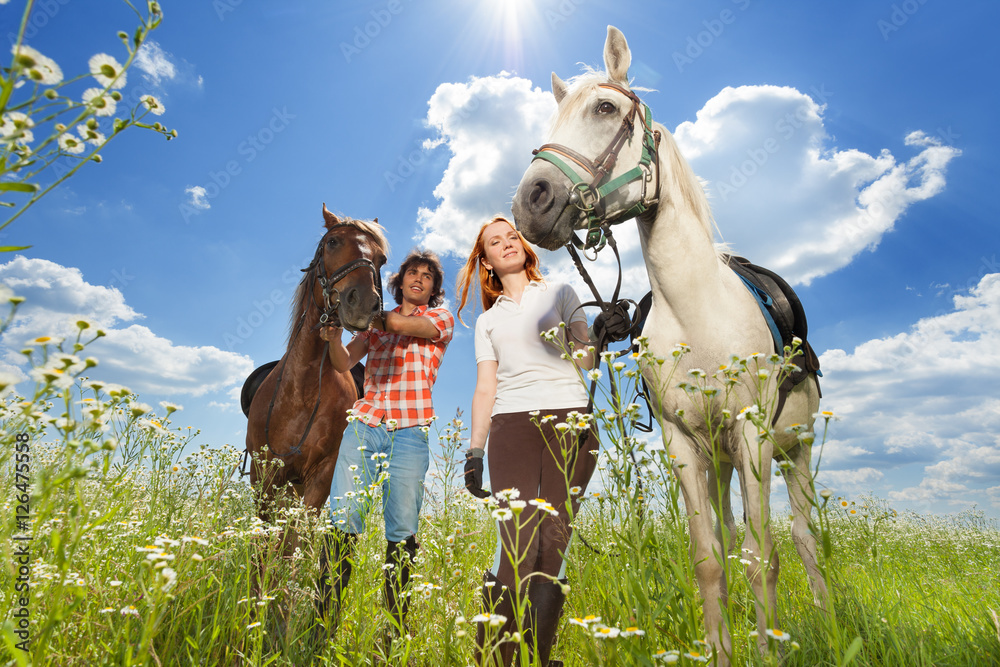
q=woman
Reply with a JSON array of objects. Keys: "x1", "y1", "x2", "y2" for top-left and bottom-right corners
[{"x1": 456, "y1": 215, "x2": 598, "y2": 667}]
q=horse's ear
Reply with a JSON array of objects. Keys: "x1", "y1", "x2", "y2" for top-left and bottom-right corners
[
  {"x1": 322, "y1": 203, "x2": 340, "y2": 229},
  {"x1": 551, "y1": 72, "x2": 568, "y2": 104},
  {"x1": 604, "y1": 25, "x2": 631, "y2": 84},
  {"x1": 372, "y1": 217, "x2": 378, "y2": 225}
]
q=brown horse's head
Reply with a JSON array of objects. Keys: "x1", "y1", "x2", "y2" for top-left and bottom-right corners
[{"x1": 306, "y1": 204, "x2": 389, "y2": 332}]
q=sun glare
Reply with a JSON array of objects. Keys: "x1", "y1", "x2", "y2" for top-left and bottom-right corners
[{"x1": 478, "y1": 0, "x2": 542, "y2": 70}]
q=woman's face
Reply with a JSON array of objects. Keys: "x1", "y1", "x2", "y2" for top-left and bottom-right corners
[{"x1": 481, "y1": 220, "x2": 526, "y2": 275}]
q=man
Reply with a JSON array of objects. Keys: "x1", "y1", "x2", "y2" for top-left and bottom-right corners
[{"x1": 317, "y1": 249, "x2": 454, "y2": 638}]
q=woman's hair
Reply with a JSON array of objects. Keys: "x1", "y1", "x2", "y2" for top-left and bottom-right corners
[
  {"x1": 455, "y1": 215, "x2": 544, "y2": 325},
  {"x1": 388, "y1": 249, "x2": 446, "y2": 308}
]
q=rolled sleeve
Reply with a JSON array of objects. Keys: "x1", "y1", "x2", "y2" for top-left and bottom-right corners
[{"x1": 424, "y1": 308, "x2": 455, "y2": 344}]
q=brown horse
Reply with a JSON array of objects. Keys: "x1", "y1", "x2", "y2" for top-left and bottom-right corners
[{"x1": 244, "y1": 205, "x2": 388, "y2": 519}]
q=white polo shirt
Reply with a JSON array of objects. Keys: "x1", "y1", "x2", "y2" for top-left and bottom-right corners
[{"x1": 474, "y1": 281, "x2": 590, "y2": 416}]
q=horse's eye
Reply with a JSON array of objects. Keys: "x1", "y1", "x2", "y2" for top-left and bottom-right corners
[
  {"x1": 597, "y1": 101, "x2": 616, "y2": 115},
  {"x1": 326, "y1": 237, "x2": 341, "y2": 249}
]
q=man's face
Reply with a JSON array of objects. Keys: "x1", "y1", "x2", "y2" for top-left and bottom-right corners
[{"x1": 401, "y1": 262, "x2": 435, "y2": 307}]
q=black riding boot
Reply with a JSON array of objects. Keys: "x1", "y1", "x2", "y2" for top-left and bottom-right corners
[
  {"x1": 521, "y1": 578, "x2": 567, "y2": 667},
  {"x1": 316, "y1": 531, "x2": 357, "y2": 633},
  {"x1": 384, "y1": 536, "x2": 418, "y2": 635},
  {"x1": 475, "y1": 572, "x2": 518, "y2": 667}
]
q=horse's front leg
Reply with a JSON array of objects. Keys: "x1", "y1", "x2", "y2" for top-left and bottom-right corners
[
  {"x1": 734, "y1": 420, "x2": 779, "y2": 654},
  {"x1": 707, "y1": 460, "x2": 738, "y2": 554}
]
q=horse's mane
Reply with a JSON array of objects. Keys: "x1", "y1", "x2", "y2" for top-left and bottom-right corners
[
  {"x1": 287, "y1": 217, "x2": 389, "y2": 344},
  {"x1": 556, "y1": 68, "x2": 719, "y2": 247}
]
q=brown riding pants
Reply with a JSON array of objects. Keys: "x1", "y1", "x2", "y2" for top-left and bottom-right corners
[{"x1": 487, "y1": 407, "x2": 599, "y2": 590}]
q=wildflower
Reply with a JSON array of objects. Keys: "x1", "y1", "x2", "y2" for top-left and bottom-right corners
[
  {"x1": 765, "y1": 628, "x2": 791, "y2": 642},
  {"x1": 508, "y1": 500, "x2": 527, "y2": 514},
  {"x1": 621, "y1": 626, "x2": 645, "y2": 637},
  {"x1": 587, "y1": 368, "x2": 602, "y2": 381},
  {"x1": 88, "y1": 53, "x2": 127, "y2": 88},
  {"x1": 77, "y1": 124, "x2": 106, "y2": 146},
  {"x1": 687, "y1": 368, "x2": 707, "y2": 379},
  {"x1": 140, "y1": 94, "x2": 166, "y2": 115},
  {"x1": 120, "y1": 605, "x2": 139, "y2": 617},
  {"x1": 812, "y1": 410, "x2": 840, "y2": 422},
  {"x1": 569, "y1": 614, "x2": 601, "y2": 627},
  {"x1": 528, "y1": 410, "x2": 540, "y2": 417},
  {"x1": 683, "y1": 649, "x2": 709, "y2": 663},
  {"x1": 495, "y1": 488, "x2": 520, "y2": 502},
  {"x1": 491, "y1": 508, "x2": 513, "y2": 522},
  {"x1": 82, "y1": 88, "x2": 117, "y2": 117},
  {"x1": 12, "y1": 45, "x2": 63, "y2": 85},
  {"x1": 569, "y1": 486, "x2": 582, "y2": 496},
  {"x1": 99, "y1": 607, "x2": 115, "y2": 614},
  {"x1": 593, "y1": 624, "x2": 620, "y2": 639},
  {"x1": 247, "y1": 621, "x2": 262, "y2": 629},
  {"x1": 819, "y1": 489, "x2": 832, "y2": 499},
  {"x1": 736, "y1": 404, "x2": 759, "y2": 421},
  {"x1": 653, "y1": 650, "x2": 680, "y2": 663}
]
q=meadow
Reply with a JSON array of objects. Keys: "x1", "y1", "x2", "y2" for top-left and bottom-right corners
[{"x1": 1, "y1": 321, "x2": 999, "y2": 667}]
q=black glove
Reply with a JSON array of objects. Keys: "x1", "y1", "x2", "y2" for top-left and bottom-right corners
[
  {"x1": 464, "y1": 449, "x2": 490, "y2": 499},
  {"x1": 591, "y1": 302, "x2": 631, "y2": 343}
]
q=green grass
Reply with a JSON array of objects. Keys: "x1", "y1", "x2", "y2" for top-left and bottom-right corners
[{"x1": 1, "y1": 334, "x2": 998, "y2": 666}]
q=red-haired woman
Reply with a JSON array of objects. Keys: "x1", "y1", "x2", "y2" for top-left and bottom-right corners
[{"x1": 456, "y1": 215, "x2": 598, "y2": 667}]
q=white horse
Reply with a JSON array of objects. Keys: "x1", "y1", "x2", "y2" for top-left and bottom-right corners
[{"x1": 512, "y1": 26, "x2": 828, "y2": 665}]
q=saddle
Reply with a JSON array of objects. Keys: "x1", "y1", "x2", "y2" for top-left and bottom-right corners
[
  {"x1": 240, "y1": 360, "x2": 366, "y2": 417},
  {"x1": 630, "y1": 255, "x2": 821, "y2": 424},
  {"x1": 723, "y1": 254, "x2": 821, "y2": 384}
]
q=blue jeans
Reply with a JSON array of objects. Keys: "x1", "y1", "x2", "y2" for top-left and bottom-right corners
[{"x1": 328, "y1": 422, "x2": 430, "y2": 542}]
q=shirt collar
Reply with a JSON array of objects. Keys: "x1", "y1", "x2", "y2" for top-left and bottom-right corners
[{"x1": 494, "y1": 280, "x2": 544, "y2": 306}]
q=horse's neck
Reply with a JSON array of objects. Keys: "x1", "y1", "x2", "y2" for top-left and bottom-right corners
[
  {"x1": 638, "y1": 205, "x2": 727, "y2": 330},
  {"x1": 286, "y1": 310, "x2": 327, "y2": 379}
]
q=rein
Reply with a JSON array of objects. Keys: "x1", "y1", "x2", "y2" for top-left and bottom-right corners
[
  {"x1": 531, "y1": 82, "x2": 661, "y2": 252},
  {"x1": 530, "y1": 83, "x2": 667, "y2": 521}
]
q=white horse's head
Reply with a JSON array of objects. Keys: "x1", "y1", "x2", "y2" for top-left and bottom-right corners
[{"x1": 513, "y1": 26, "x2": 659, "y2": 250}]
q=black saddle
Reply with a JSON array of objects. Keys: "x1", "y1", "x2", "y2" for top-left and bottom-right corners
[
  {"x1": 240, "y1": 360, "x2": 366, "y2": 417},
  {"x1": 723, "y1": 254, "x2": 821, "y2": 381}
]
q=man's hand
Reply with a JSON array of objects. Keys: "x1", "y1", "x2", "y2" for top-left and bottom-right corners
[
  {"x1": 319, "y1": 326, "x2": 340, "y2": 343},
  {"x1": 464, "y1": 449, "x2": 490, "y2": 499}
]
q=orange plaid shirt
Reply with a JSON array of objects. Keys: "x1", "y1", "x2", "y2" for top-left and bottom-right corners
[{"x1": 351, "y1": 305, "x2": 454, "y2": 429}]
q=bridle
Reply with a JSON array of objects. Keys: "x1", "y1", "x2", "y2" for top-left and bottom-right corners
[
  {"x1": 307, "y1": 231, "x2": 384, "y2": 329},
  {"x1": 531, "y1": 81, "x2": 661, "y2": 253}
]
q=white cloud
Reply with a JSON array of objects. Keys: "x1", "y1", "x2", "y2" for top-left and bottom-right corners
[
  {"x1": 817, "y1": 273, "x2": 1000, "y2": 513},
  {"x1": 414, "y1": 79, "x2": 959, "y2": 312},
  {"x1": 134, "y1": 41, "x2": 177, "y2": 87},
  {"x1": 185, "y1": 185, "x2": 210, "y2": 211},
  {"x1": 416, "y1": 72, "x2": 556, "y2": 257},
  {"x1": 0, "y1": 256, "x2": 252, "y2": 397},
  {"x1": 674, "y1": 85, "x2": 961, "y2": 285}
]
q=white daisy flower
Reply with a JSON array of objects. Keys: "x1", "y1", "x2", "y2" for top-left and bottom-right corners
[
  {"x1": 88, "y1": 53, "x2": 127, "y2": 89},
  {"x1": 11, "y1": 45, "x2": 63, "y2": 85},
  {"x1": 82, "y1": 88, "x2": 117, "y2": 117},
  {"x1": 58, "y1": 132, "x2": 85, "y2": 154}
]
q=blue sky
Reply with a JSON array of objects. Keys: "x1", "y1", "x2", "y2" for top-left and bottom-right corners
[{"x1": 3, "y1": 0, "x2": 998, "y2": 518}]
